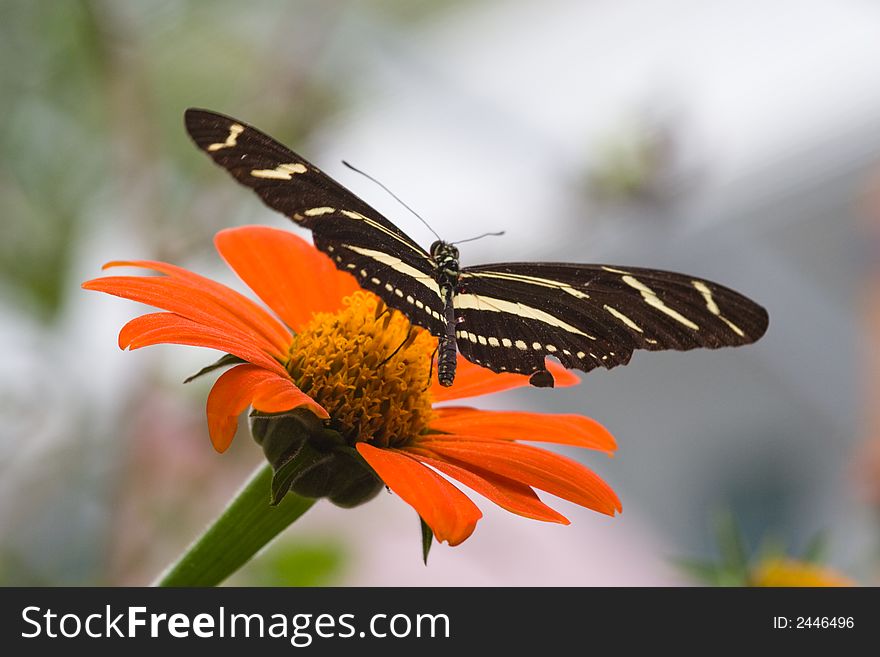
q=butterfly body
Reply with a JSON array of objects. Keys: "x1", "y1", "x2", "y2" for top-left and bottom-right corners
[
  {"x1": 184, "y1": 108, "x2": 769, "y2": 387},
  {"x1": 430, "y1": 240, "x2": 461, "y2": 386}
]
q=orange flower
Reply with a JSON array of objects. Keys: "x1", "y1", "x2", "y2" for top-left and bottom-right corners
[
  {"x1": 83, "y1": 226, "x2": 620, "y2": 546},
  {"x1": 749, "y1": 558, "x2": 856, "y2": 587}
]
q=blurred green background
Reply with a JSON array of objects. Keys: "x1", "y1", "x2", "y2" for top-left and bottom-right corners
[{"x1": 2, "y1": 0, "x2": 879, "y2": 585}]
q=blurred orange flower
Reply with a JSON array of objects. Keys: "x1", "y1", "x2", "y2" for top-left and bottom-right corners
[
  {"x1": 750, "y1": 557, "x2": 856, "y2": 587},
  {"x1": 84, "y1": 226, "x2": 620, "y2": 546}
]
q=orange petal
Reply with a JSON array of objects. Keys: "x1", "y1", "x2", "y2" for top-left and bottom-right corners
[
  {"x1": 215, "y1": 226, "x2": 360, "y2": 332},
  {"x1": 431, "y1": 355, "x2": 579, "y2": 403},
  {"x1": 356, "y1": 443, "x2": 482, "y2": 546},
  {"x1": 416, "y1": 436, "x2": 621, "y2": 516},
  {"x1": 94, "y1": 259, "x2": 291, "y2": 350},
  {"x1": 431, "y1": 407, "x2": 616, "y2": 454},
  {"x1": 119, "y1": 312, "x2": 290, "y2": 378},
  {"x1": 402, "y1": 447, "x2": 568, "y2": 524},
  {"x1": 207, "y1": 364, "x2": 328, "y2": 452},
  {"x1": 84, "y1": 271, "x2": 289, "y2": 358}
]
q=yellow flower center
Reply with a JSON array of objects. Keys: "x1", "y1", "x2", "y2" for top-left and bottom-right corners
[{"x1": 286, "y1": 291, "x2": 436, "y2": 448}]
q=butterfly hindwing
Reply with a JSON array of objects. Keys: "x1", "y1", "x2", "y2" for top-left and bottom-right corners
[
  {"x1": 454, "y1": 263, "x2": 768, "y2": 375},
  {"x1": 314, "y1": 235, "x2": 445, "y2": 334}
]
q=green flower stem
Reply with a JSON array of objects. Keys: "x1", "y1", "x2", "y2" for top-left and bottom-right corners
[{"x1": 155, "y1": 463, "x2": 316, "y2": 587}]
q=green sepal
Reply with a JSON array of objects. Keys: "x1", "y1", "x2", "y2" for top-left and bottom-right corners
[
  {"x1": 270, "y1": 442, "x2": 334, "y2": 506},
  {"x1": 420, "y1": 516, "x2": 434, "y2": 565},
  {"x1": 183, "y1": 353, "x2": 245, "y2": 383},
  {"x1": 251, "y1": 408, "x2": 383, "y2": 509}
]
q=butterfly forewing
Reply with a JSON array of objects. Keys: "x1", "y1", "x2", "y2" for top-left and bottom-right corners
[
  {"x1": 455, "y1": 263, "x2": 768, "y2": 375},
  {"x1": 184, "y1": 109, "x2": 419, "y2": 245},
  {"x1": 185, "y1": 108, "x2": 444, "y2": 332}
]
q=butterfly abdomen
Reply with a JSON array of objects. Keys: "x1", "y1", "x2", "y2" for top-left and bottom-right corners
[
  {"x1": 437, "y1": 282, "x2": 458, "y2": 387},
  {"x1": 437, "y1": 337, "x2": 457, "y2": 387},
  {"x1": 428, "y1": 240, "x2": 462, "y2": 386}
]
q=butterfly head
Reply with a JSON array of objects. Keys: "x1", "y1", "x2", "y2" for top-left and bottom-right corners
[{"x1": 430, "y1": 240, "x2": 460, "y2": 284}]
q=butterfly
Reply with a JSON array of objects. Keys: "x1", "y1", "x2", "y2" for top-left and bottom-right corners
[{"x1": 184, "y1": 108, "x2": 769, "y2": 387}]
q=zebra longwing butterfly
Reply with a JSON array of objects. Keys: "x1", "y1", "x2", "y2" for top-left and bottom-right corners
[{"x1": 184, "y1": 109, "x2": 769, "y2": 387}]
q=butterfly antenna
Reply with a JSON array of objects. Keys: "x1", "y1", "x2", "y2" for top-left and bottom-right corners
[
  {"x1": 451, "y1": 231, "x2": 505, "y2": 246},
  {"x1": 342, "y1": 160, "x2": 441, "y2": 241}
]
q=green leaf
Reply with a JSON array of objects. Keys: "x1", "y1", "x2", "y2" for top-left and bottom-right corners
[
  {"x1": 715, "y1": 568, "x2": 749, "y2": 587},
  {"x1": 420, "y1": 516, "x2": 433, "y2": 565},
  {"x1": 155, "y1": 464, "x2": 316, "y2": 587},
  {"x1": 713, "y1": 509, "x2": 749, "y2": 579},
  {"x1": 674, "y1": 558, "x2": 721, "y2": 586},
  {"x1": 183, "y1": 353, "x2": 245, "y2": 383},
  {"x1": 802, "y1": 531, "x2": 830, "y2": 563},
  {"x1": 755, "y1": 534, "x2": 786, "y2": 564},
  {"x1": 239, "y1": 540, "x2": 347, "y2": 587}
]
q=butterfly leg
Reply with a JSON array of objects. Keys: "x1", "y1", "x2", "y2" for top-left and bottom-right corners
[
  {"x1": 424, "y1": 345, "x2": 439, "y2": 391},
  {"x1": 379, "y1": 327, "x2": 413, "y2": 367}
]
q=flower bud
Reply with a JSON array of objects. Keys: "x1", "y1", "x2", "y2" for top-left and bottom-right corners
[{"x1": 250, "y1": 408, "x2": 383, "y2": 508}]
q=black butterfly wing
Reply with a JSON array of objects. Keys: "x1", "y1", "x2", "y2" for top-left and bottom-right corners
[
  {"x1": 185, "y1": 109, "x2": 404, "y2": 237},
  {"x1": 184, "y1": 108, "x2": 444, "y2": 333},
  {"x1": 454, "y1": 263, "x2": 769, "y2": 375},
  {"x1": 184, "y1": 108, "x2": 768, "y2": 373}
]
